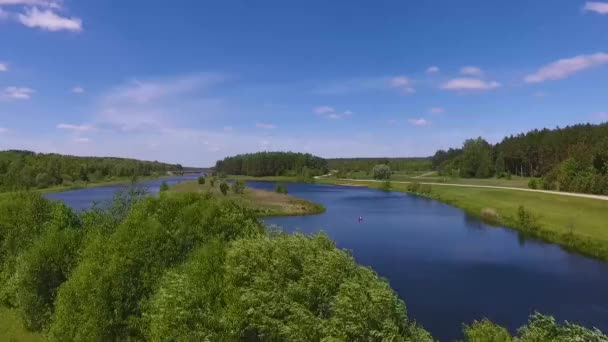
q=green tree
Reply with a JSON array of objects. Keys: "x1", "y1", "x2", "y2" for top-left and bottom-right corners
[
  {"x1": 231, "y1": 180, "x2": 245, "y2": 194},
  {"x1": 159, "y1": 181, "x2": 169, "y2": 192},
  {"x1": 495, "y1": 151, "x2": 505, "y2": 177},
  {"x1": 219, "y1": 182, "x2": 229, "y2": 195},
  {"x1": 460, "y1": 137, "x2": 493, "y2": 178},
  {"x1": 197, "y1": 176, "x2": 205, "y2": 185},
  {"x1": 372, "y1": 164, "x2": 391, "y2": 180}
]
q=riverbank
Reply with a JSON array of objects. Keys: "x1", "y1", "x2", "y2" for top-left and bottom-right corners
[
  {"x1": 331, "y1": 179, "x2": 608, "y2": 261},
  {"x1": 169, "y1": 180, "x2": 325, "y2": 217},
  {"x1": 0, "y1": 174, "x2": 177, "y2": 199},
  {"x1": 231, "y1": 175, "x2": 608, "y2": 261}
]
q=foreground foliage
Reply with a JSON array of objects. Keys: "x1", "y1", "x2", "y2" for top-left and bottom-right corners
[{"x1": 0, "y1": 190, "x2": 433, "y2": 341}]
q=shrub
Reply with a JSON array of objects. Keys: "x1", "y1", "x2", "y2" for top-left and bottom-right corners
[
  {"x1": 528, "y1": 178, "x2": 538, "y2": 189},
  {"x1": 197, "y1": 176, "x2": 205, "y2": 185},
  {"x1": 419, "y1": 184, "x2": 432, "y2": 195},
  {"x1": 275, "y1": 183, "x2": 288, "y2": 194},
  {"x1": 381, "y1": 180, "x2": 392, "y2": 191},
  {"x1": 463, "y1": 318, "x2": 512, "y2": 342},
  {"x1": 480, "y1": 208, "x2": 500, "y2": 224},
  {"x1": 517, "y1": 205, "x2": 540, "y2": 231},
  {"x1": 372, "y1": 164, "x2": 391, "y2": 180},
  {"x1": 145, "y1": 233, "x2": 432, "y2": 341},
  {"x1": 231, "y1": 180, "x2": 245, "y2": 194},
  {"x1": 407, "y1": 182, "x2": 421, "y2": 193},
  {"x1": 219, "y1": 182, "x2": 229, "y2": 195},
  {"x1": 159, "y1": 181, "x2": 169, "y2": 192}
]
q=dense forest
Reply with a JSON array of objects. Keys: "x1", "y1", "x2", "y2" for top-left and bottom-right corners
[
  {"x1": 327, "y1": 157, "x2": 431, "y2": 173},
  {"x1": 0, "y1": 189, "x2": 602, "y2": 341},
  {"x1": 432, "y1": 123, "x2": 608, "y2": 194},
  {"x1": 0, "y1": 150, "x2": 182, "y2": 192},
  {"x1": 214, "y1": 152, "x2": 328, "y2": 178}
]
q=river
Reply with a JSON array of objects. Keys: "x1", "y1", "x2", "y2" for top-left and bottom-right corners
[{"x1": 46, "y1": 178, "x2": 608, "y2": 341}]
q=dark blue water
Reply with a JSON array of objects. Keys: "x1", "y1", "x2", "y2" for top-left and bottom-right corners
[
  {"x1": 44, "y1": 175, "x2": 200, "y2": 210},
  {"x1": 46, "y1": 179, "x2": 608, "y2": 341},
  {"x1": 246, "y1": 181, "x2": 608, "y2": 341}
]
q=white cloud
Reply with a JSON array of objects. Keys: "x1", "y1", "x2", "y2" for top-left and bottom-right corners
[
  {"x1": 314, "y1": 106, "x2": 335, "y2": 115},
  {"x1": 2, "y1": 86, "x2": 34, "y2": 100},
  {"x1": 313, "y1": 106, "x2": 352, "y2": 120},
  {"x1": 584, "y1": 2, "x2": 608, "y2": 14},
  {"x1": 0, "y1": 0, "x2": 61, "y2": 7},
  {"x1": 71, "y1": 86, "x2": 84, "y2": 94},
  {"x1": 56, "y1": 123, "x2": 96, "y2": 132},
  {"x1": 426, "y1": 66, "x2": 440, "y2": 73},
  {"x1": 0, "y1": 62, "x2": 7, "y2": 72},
  {"x1": 524, "y1": 52, "x2": 608, "y2": 83},
  {"x1": 18, "y1": 7, "x2": 82, "y2": 32},
  {"x1": 0, "y1": 8, "x2": 8, "y2": 20},
  {"x1": 441, "y1": 78, "x2": 501, "y2": 91},
  {"x1": 429, "y1": 107, "x2": 445, "y2": 114},
  {"x1": 408, "y1": 118, "x2": 430, "y2": 126},
  {"x1": 255, "y1": 122, "x2": 276, "y2": 129},
  {"x1": 389, "y1": 76, "x2": 415, "y2": 94},
  {"x1": 74, "y1": 137, "x2": 90, "y2": 143},
  {"x1": 460, "y1": 66, "x2": 483, "y2": 76}
]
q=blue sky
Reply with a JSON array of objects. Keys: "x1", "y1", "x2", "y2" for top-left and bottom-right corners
[{"x1": 1, "y1": 0, "x2": 607, "y2": 166}]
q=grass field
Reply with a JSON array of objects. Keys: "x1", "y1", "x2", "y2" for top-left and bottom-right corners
[
  {"x1": 331, "y1": 179, "x2": 608, "y2": 260},
  {"x1": 169, "y1": 180, "x2": 325, "y2": 217},
  {"x1": 0, "y1": 308, "x2": 42, "y2": 342}
]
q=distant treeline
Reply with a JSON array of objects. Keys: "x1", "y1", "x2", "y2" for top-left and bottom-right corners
[
  {"x1": 0, "y1": 150, "x2": 182, "y2": 192},
  {"x1": 327, "y1": 158, "x2": 431, "y2": 173},
  {"x1": 214, "y1": 152, "x2": 328, "y2": 177},
  {"x1": 432, "y1": 123, "x2": 608, "y2": 194}
]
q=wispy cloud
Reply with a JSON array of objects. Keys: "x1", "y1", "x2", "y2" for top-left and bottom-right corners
[
  {"x1": 2, "y1": 86, "x2": 34, "y2": 100},
  {"x1": 313, "y1": 106, "x2": 352, "y2": 120},
  {"x1": 255, "y1": 122, "x2": 276, "y2": 129},
  {"x1": 313, "y1": 106, "x2": 335, "y2": 115},
  {"x1": 441, "y1": 78, "x2": 500, "y2": 91},
  {"x1": 460, "y1": 66, "x2": 483, "y2": 76},
  {"x1": 17, "y1": 7, "x2": 82, "y2": 32},
  {"x1": 0, "y1": 127, "x2": 8, "y2": 133},
  {"x1": 426, "y1": 66, "x2": 440, "y2": 73},
  {"x1": 429, "y1": 107, "x2": 445, "y2": 114},
  {"x1": 524, "y1": 52, "x2": 608, "y2": 83},
  {"x1": 0, "y1": 0, "x2": 61, "y2": 7},
  {"x1": 408, "y1": 118, "x2": 430, "y2": 126},
  {"x1": 389, "y1": 76, "x2": 415, "y2": 94},
  {"x1": 584, "y1": 2, "x2": 608, "y2": 14},
  {"x1": 56, "y1": 123, "x2": 96, "y2": 132},
  {"x1": 71, "y1": 86, "x2": 84, "y2": 94},
  {"x1": 0, "y1": 62, "x2": 7, "y2": 72}
]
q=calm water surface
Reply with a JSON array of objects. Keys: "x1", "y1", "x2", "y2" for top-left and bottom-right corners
[{"x1": 47, "y1": 179, "x2": 608, "y2": 341}]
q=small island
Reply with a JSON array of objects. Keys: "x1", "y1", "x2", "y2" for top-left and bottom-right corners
[{"x1": 168, "y1": 179, "x2": 325, "y2": 217}]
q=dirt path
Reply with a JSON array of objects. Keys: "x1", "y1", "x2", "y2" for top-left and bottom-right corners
[
  {"x1": 338, "y1": 178, "x2": 608, "y2": 201},
  {"x1": 413, "y1": 171, "x2": 437, "y2": 179}
]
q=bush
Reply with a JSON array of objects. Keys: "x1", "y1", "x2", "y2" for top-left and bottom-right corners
[
  {"x1": 381, "y1": 180, "x2": 392, "y2": 191},
  {"x1": 480, "y1": 208, "x2": 500, "y2": 224},
  {"x1": 219, "y1": 182, "x2": 229, "y2": 195},
  {"x1": 231, "y1": 180, "x2": 245, "y2": 194},
  {"x1": 517, "y1": 205, "x2": 540, "y2": 231},
  {"x1": 49, "y1": 194, "x2": 264, "y2": 340},
  {"x1": 407, "y1": 182, "x2": 421, "y2": 193},
  {"x1": 145, "y1": 233, "x2": 432, "y2": 341},
  {"x1": 528, "y1": 178, "x2": 538, "y2": 189},
  {"x1": 275, "y1": 183, "x2": 288, "y2": 194},
  {"x1": 159, "y1": 181, "x2": 169, "y2": 192},
  {"x1": 209, "y1": 178, "x2": 216, "y2": 187},
  {"x1": 463, "y1": 318, "x2": 512, "y2": 342},
  {"x1": 35, "y1": 173, "x2": 51, "y2": 188},
  {"x1": 419, "y1": 184, "x2": 432, "y2": 195},
  {"x1": 197, "y1": 176, "x2": 205, "y2": 185},
  {"x1": 372, "y1": 164, "x2": 391, "y2": 180}
]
